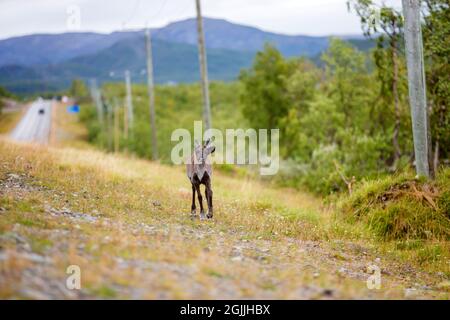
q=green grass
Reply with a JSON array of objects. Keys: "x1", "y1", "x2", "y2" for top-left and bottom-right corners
[
  {"x1": 89, "y1": 285, "x2": 118, "y2": 299},
  {"x1": 337, "y1": 168, "x2": 450, "y2": 241}
]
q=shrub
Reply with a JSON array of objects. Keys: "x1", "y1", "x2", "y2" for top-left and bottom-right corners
[{"x1": 337, "y1": 168, "x2": 450, "y2": 240}]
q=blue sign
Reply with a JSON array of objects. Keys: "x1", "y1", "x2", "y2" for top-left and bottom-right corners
[{"x1": 67, "y1": 105, "x2": 80, "y2": 113}]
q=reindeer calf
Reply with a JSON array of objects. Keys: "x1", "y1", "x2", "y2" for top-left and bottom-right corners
[{"x1": 186, "y1": 139, "x2": 215, "y2": 220}]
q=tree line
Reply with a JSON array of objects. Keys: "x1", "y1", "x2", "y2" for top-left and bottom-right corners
[{"x1": 75, "y1": 0, "x2": 448, "y2": 195}]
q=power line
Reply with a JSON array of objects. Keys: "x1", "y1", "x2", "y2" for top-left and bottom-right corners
[
  {"x1": 122, "y1": 0, "x2": 142, "y2": 28},
  {"x1": 145, "y1": 0, "x2": 170, "y2": 26},
  {"x1": 171, "y1": 0, "x2": 194, "y2": 18}
]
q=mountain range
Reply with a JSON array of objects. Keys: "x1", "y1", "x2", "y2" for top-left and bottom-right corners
[{"x1": 0, "y1": 18, "x2": 372, "y2": 94}]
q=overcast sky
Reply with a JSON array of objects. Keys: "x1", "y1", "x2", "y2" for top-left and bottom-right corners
[{"x1": 0, "y1": 0, "x2": 403, "y2": 40}]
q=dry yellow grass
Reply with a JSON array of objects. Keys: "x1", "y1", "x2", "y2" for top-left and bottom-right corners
[
  {"x1": 51, "y1": 101, "x2": 92, "y2": 149},
  {"x1": 0, "y1": 105, "x2": 27, "y2": 135}
]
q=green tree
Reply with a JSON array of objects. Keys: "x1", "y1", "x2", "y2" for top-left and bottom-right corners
[
  {"x1": 423, "y1": 0, "x2": 450, "y2": 171},
  {"x1": 349, "y1": 0, "x2": 412, "y2": 168},
  {"x1": 350, "y1": 0, "x2": 450, "y2": 172},
  {"x1": 321, "y1": 38, "x2": 373, "y2": 128},
  {"x1": 280, "y1": 59, "x2": 320, "y2": 157},
  {"x1": 70, "y1": 79, "x2": 88, "y2": 101},
  {"x1": 239, "y1": 44, "x2": 294, "y2": 130}
]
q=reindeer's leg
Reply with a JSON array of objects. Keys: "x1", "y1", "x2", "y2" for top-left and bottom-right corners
[
  {"x1": 205, "y1": 179, "x2": 213, "y2": 219},
  {"x1": 195, "y1": 184, "x2": 205, "y2": 220},
  {"x1": 191, "y1": 183, "x2": 196, "y2": 217}
]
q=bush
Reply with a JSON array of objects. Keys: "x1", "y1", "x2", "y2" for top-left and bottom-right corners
[{"x1": 337, "y1": 168, "x2": 450, "y2": 240}]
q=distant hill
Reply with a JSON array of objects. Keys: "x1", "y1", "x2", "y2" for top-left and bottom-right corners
[
  {"x1": 0, "y1": 17, "x2": 373, "y2": 94},
  {"x1": 0, "y1": 18, "x2": 332, "y2": 68},
  {"x1": 152, "y1": 18, "x2": 329, "y2": 57},
  {"x1": 0, "y1": 32, "x2": 140, "y2": 67},
  {"x1": 0, "y1": 37, "x2": 255, "y2": 94}
]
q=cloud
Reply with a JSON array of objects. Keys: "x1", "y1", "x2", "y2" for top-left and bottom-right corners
[{"x1": 0, "y1": 0, "x2": 382, "y2": 40}]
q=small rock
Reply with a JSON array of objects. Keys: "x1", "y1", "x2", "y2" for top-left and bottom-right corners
[
  {"x1": 20, "y1": 288, "x2": 51, "y2": 300},
  {"x1": 231, "y1": 256, "x2": 243, "y2": 262},
  {"x1": 152, "y1": 200, "x2": 162, "y2": 207},
  {"x1": 404, "y1": 288, "x2": 418, "y2": 299},
  {"x1": 1, "y1": 232, "x2": 27, "y2": 245},
  {"x1": 256, "y1": 256, "x2": 267, "y2": 262},
  {"x1": 0, "y1": 207, "x2": 6, "y2": 212},
  {"x1": 375, "y1": 257, "x2": 381, "y2": 263},
  {"x1": 313, "y1": 272, "x2": 320, "y2": 279},
  {"x1": 322, "y1": 289, "x2": 334, "y2": 297},
  {"x1": 21, "y1": 252, "x2": 52, "y2": 264},
  {"x1": 7, "y1": 173, "x2": 20, "y2": 180},
  {"x1": 381, "y1": 269, "x2": 392, "y2": 276}
]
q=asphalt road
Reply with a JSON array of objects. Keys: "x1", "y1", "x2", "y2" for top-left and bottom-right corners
[{"x1": 10, "y1": 99, "x2": 52, "y2": 144}]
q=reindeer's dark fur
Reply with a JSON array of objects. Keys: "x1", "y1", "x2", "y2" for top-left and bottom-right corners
[{"x1": 187, "y1": 139, "x2": 215, "y2": 220}]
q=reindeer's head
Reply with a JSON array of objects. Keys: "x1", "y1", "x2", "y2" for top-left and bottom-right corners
[{"x1": 194, "y1": 138, "x2": 215, "y2": 165}]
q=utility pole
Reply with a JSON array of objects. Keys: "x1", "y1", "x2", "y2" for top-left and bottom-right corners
[
  {"x1": 106, "y1": 99, "x2": 113, "y2": 152},
  {"x1": 195, "y1": 0, "x2": 212, "y2": 131},
  {"x1": 123, "y1": 97, "x2": 128, "y2": 140},
  {"x1": 90, "y1": 79, "x2": 104, "y2": 126},
  {"x1": 402, "y1": 0, "x2": 430, "y2": 178},
  {"x1": 124, "y1": 70, "x2": 134, "y2": 134},
  {"x1": 145, "y1": 28, "x2": 159, "y2": 160},
  {"x1": 90, "y1": 79, "x2": 105, "y2": 148},
  {"x1": 100, "y1": 94, "x2": 113, "y2": 151}
]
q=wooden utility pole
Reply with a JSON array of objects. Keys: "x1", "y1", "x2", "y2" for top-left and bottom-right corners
[
  {"x1": 113, "y1": 98, "x2": 120, "y2": 153},
  {"x1": 90, "y1": 79, "x2": 105, "y2": 148},
  {"x1": 124, "y1": 70, "x2": 134, "y2": 133},
  {"x1": 195, "y1": 0, "x2": 212, "y2": 130},
  {"x1": 145, "y1": 28, "x2": 159, "y2": 160},
  {"x1": 123, "y1": 97, "x2": 128, "y2": 140},
  {"x1": 106, "y1": 99, "x2": 113, "y2": 152},
  {"x1": 90, "y1": 79, "x2": 104, "y2": 126},
  {"x1": 402, "y1": 0, "x2": 430, "y2": 178}
]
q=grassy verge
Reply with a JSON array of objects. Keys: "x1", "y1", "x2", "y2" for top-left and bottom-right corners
[{"x1": 0, "y1": 109, "x2": 25, "y2": 134}]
